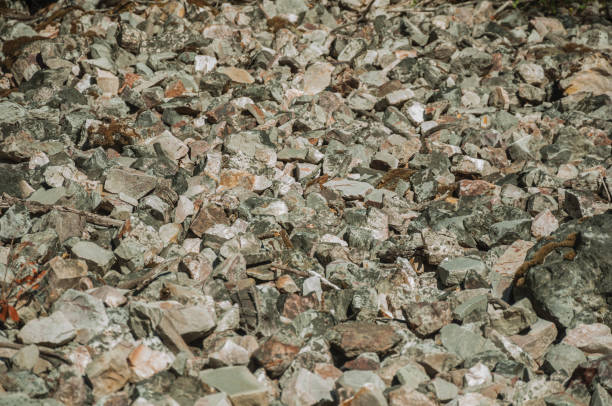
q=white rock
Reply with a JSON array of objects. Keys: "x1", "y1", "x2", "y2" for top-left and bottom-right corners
[
  {"x1": 406, "y1": 102, "x2": 425, "y2": 126},
  {"x1": 194, "y1": 55, "x2": 217, "y2": 73},
  {"x1": 128, "y1": 343, "x2": 174, "y2": 381},
  {"x1": 281, "y1": 368, "x2": 334, "y2": 406},
  {"x1": 28, "y1": 152, "x2": 49, "y2": 170},
  {"x1": 464, "y1": 363, "x2": 492, "y2": 387},
  {"x1": 303, "y1": 276, "x2": 322, "y2": 301},
  {"x1": 321, "y1": 234, "x2": 348, "y2": 246},
  {"x1": 175, "y1": 195, "x2": 195, "y2": 223}
]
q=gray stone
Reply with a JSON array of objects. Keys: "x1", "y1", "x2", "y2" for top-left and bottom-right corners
[
  {"x1": 428, "y1": 378, "x2": 458, "y2": 402},
  {"x1": 440, "y1": 324, "x2": 497, "y2": 360},
  {"x1": 395, "y1": 362, "x2": 430, "y2": 389},
  {"x1": 52, "y1": 289, "x2": 109, "y2": 339},
  {"x1": 200, "y1": 366, "x2": 269, "y2": 406},
  {"x1": 453, "y1": 294, "x2": 488, "y2": 322},
  {"x1": 71, "y1": 240, "x2": 115, "y2": 273},
  {"x1": 27, "y1": 187, "x2": 67, "y2": 205},
  {"x1": 0, "y1": 203, "x2": 31, "y2": 241},
  {"x1": 281, "y1": 368, "x2": 334, "y2": 406},
  {"x1": 194, "y1": 393, "x2": 232, "y2": 406},
  {"x1": 165, "y1": 304, "x2": 217, "y2": 343},
  {"x1": 337, "y1": 370, "x2": 386, "y2": 392},
  {"x1": 323, "y1": 179, "x2": 374, "y2": 200},
  {"x1": 518, "y1": 214, "x2": 612, "y2": 330},
  {"x1": 438, "y1": 257, "x2": 487, "y2": 286},
  {"x1": 104, "y1": 168, "x2": 157, "y2": 200},
  {"x1": 18, "y1": 311, "x2": 76, "y2": 347},
  {"x1": 2, "y1": 370, "x2": 48, "y2": 397},
  {"x1": 11, "y1": 344, "x2": 39, "y2": 371},
  {"x1": 542, "y1": 344, "x2": 587, "y2": 376}
]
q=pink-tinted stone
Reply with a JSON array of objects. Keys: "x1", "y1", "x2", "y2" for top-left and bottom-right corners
[
  {"x1": 458, "y1": 179, "x2": 496, "y2": 197},
  {"x1": 510, "y1": 319, "x2": 558, "y2": 360},
  {"x1": 531, "y1": 209, "x2": 559, "y2": 238},
  {"x1": 530, "y1": 17, "x2": 567, "y2": 37},
  {"x1": 563, "y1": 323, "x2": 612, "y2": 355},
  {"x1": 491, "y1": 240, "x2": 535, "y2": 297}
]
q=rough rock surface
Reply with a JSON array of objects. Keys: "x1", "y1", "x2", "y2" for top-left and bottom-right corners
[{"x1": 0, "y1": 0, "x2": 610, "y2": 404}]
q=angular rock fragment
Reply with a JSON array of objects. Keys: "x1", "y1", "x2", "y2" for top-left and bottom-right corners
[{"x1": 200, "y1": 366, "x2": 269, "y2": 406}]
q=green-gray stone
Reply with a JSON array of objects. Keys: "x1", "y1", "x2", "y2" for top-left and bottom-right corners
[
  {"x1": 71, "y1": 240, "x2": 115, "y2": 273},
  {"x1": 395, "y1": 362, "x2": 430, "y2": 389},
  {"x1": 438, "y1": 257, "x2": 487, "y2": 286},
  {"x1": 277, "y1": 147, "x2": 308, "y2": 162},
  {"x1": 440, "y1": 324, "x2": 497, "y2": 360},
  {"x1": 591, "y1": 384, "x2": 612, "y2": 406},
  {"x1": 429, "y1": 377, "x2": 458, "y2": 402},
  {"x1": 337, "y1": 370, "x2": 386, "y2": 392},
  {"x1": 11, "y1": 344, "x2": 39, "y2": 371},
  {"x1": 542, "y1": 344, "x2": 586, "y2": 376},
  {"x1": 489, "y1": 219, "x2": 532, "y2": 245},
  {"x1": 0, "y1": 203, "x2": 31, "y2": 241},
  {"x1": 27, "y1": 187, "x2": 67, "y2": 205},
  {"x1": 3, "y1": 371, "x2": 49, "y2": 397},
  {"x1": 193, "y1": 393, "x2": 231, "y2": 406},
  {"x1": 199, "y1": 366, "x2": 267, "y2": 405},
  {"x1": 0, "y1": 101, "x2": 27, "y2": 123},
  {"x1": 453, "y1": 294, "x2": 488, "y2": 322},
  {"x1": 0, "y1": 394, "x2": 63, "y2": 406}
]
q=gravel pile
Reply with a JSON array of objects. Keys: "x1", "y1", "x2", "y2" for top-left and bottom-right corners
[{"x1": 0, "y1": 0, "x2": 611, "y2": 405}]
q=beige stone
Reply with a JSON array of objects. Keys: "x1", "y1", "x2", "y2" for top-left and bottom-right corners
[{"x1": 96, "y1": 69, "x2": 119, "y2": 97}]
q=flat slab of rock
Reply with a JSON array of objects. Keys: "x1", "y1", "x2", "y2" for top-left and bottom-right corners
[
  {"x1": 303, "y1": 62, "x2": 334, "y2": 96},
  {"x1": 281, "y1": 368, "x2": 334, "y2": 406},
  {"x1": 18, "y1": 311, "x2": 76, "y2": 347},
  {"x1": 323, "y1": 179, "x2": 374, "y2": 200},
  {"x1": 71, "y1": 240, "x2": 115, "y2": 273},
  {"x1": 104, "y1": 168, "x2": 157, "y2": 200},
  {"x1": 328, "y1": 322, "x2": 401, "y2": 358},
  {"x1": 200, "y1": 366, "x2": 268, "y2": 406},
  {"x1": 440, "y1": 324, "x2": 497, "y2": 360},
  {"x1": 562, "y1": 323, "x2": 612, "y2": 355}
]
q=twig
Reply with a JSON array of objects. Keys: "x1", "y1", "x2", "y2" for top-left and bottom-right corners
[
  {"x1": 493, "y1": 0, "x2": 513, "y2": 18},
  {"x1": 0, "y1": 194, "x2": 124, "y2": 228},
  {"x1": 331, "y1": 0, "x2": 376, "y2": 34},
  {"x1": 270, "y1": 263, "x2": 341, "y2": 291},
  {"x1": 118, "y1": 258, "x2": 180, "y2": 293},
  {"x1": 0, "y1": 341, "x2": 72, "y2": 365}
]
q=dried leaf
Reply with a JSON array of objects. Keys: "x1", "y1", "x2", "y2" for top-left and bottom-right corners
[{"x1": 8, "y1": 306, "x2": 18, "y2": 323}]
